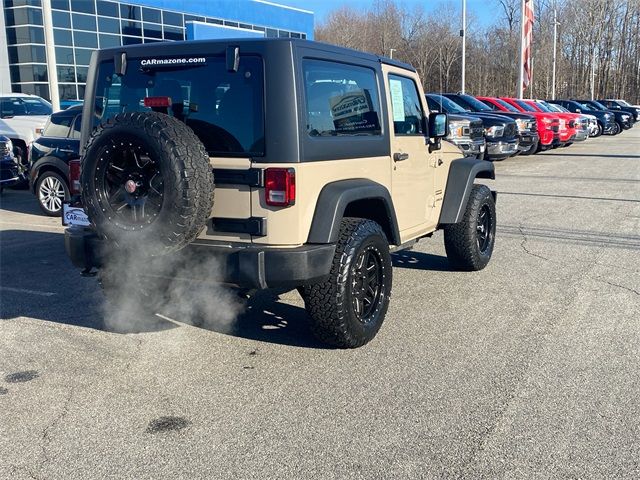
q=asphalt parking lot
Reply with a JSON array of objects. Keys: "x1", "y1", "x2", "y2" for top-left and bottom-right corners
[{"x1": 1, "y1": 131, "x2": 639, "y2": 479}]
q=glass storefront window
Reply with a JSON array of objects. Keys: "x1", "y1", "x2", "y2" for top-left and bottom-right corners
[
  {"x1": 9, "y1": 64, "x2": 48, "y2": 82},
  {"x1": 12, "y1": 83, "x2": 50, "y2": 100},
  {"x1": 120, "y1": 3, "x2": 141, "y2": 20},
  {"x1": 163, "y1": 26, "x2": 184, "y2": 41},
  {"x1": 122, "y1": 36, "x2": 142, "y2": 45},
  {"x1": 98, "y1": 34, "x2": 121, "y2": 48},
  {"x1": 4, "y1": 0, "x2": 41, "y2": 7},
  {"x1": 96, "y1": 0, "x2": 118, "y2": 17},
  {"x1": 8, "y1": 45, "x2": 46, "y2": 63},
  {"x1": 58, "y1": 84, "x2": 77, "y2": 101},
  {"x1": 4, "y1": 7, "x2": 43, "y2": 26},
  {"x1": 76, "y1": 66, "x2": 88, "y2": 82},
  {"x1": 72, "y1": 13, "x2": 96, "y2": 31},
  {"x1": 52, "y1": 10, "x2": 71, "y2": 28},
  {"x1": 51, "y1": 0, "x2": 69, "y2": 10},
  {"x1": 121, "y1": 20, "x2": 142, "y2": 36},
  {"x1": 162, "y1": 11, "x2": 182, "y2": 27},
  {"x1": 70, "y1": 0, "x2": 94, "y2": 14},
  {"x1": 142, "y1": 7, "x2": 161, "y2": 23},
  {"x1": 55, "y1": 46, "x2": 74, "y2": 64},
  {"x1": 53, "y1": 28, "x2": 73, "y2": 46},
  {"x1": 74, "y1": 48, "x2": 92, "y2": 66},
  {"x1": 57, "y1": 65, "x2": 75, "y2": 83},
  {"x1": 74, "y1": 31, "x2": 98, "y2": 48},
  {"x1": 5, "y1": 26, "x2": 45, "y2": 44},
  {"x1": 143, "y1": 23, "x2": 162, "y2": 39},
  {"x1": 98, "y1": 16, "x2": 120, "y2": 34}
]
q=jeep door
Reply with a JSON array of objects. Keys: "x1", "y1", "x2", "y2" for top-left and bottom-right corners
[{"x1": 382, "y1": 65, "x2": 437, "y2": 241}]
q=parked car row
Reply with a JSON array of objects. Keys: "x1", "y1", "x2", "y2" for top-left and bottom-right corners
[
  {"x1": 428, "y1": 93, "x2": 637, "y2": 162},
  {"x1": 1, "y1": 89, "x2": 638, "y2": 217}
]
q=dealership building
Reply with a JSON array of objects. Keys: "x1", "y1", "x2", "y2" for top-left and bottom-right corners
[{"x1": 1, "y1": 0, "x2": 314, "y2": 109}]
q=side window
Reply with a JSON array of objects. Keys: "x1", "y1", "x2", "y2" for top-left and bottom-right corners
[
  {"x1": 387, "y1": 74, "x2": 425, "y2": 135},
  {"x1": 70, "y1": 114, "x2": 82, "y2": 139},
  {"x1": 43, "y1": 114, "x2": 73, "y2": 137},
  {"x1": 303, "y1": 59, "x2": 382, "y2": 137}
]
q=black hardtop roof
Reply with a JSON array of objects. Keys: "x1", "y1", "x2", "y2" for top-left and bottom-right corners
[{"x1": 97, "y1": 38, "x2": 416, "y2": 72}]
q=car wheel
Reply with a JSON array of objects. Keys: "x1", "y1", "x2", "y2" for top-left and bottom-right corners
[
  {"x1": 300, "y1": 218, "x2": 392, "y2": 348},
  {"x1": 444, "y1": 184, "x2": 496, "y2": 271},
  {"x1": 596, "y1": 122, "x2": 604, "y2": 137},
  {"x1": 36, "y1": 171, "x2": 69, "y2": 216},
  {"x1": 615, "y1": 122, "x2": 624, "y2": 134}
]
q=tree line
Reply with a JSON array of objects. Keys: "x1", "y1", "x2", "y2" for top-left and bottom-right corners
[{"x1": 315, "y1": 0, "x2": 640, "y2": 103}]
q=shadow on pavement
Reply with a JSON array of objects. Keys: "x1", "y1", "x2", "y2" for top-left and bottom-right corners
[
  {"x1": 392, "y1": 250, "x2": 453, "y2": 272},
  {"x1": 0, "y1": 228, "x2": 324, "y2": 348},
  {"x1": 0, "y1": 188, "x2": 41, "y2": 216}
]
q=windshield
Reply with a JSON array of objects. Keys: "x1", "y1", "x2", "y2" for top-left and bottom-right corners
[
  {"x1": 0, "y1": 96, "x2": 52, "y2": 117},
  {"x1": 533, "y1": 101, "x2": 552, "y2": 112},
  {"x1": 514, "y1": 99, "x2": 536, "y2": 112},
  {"x1": 459, "y1": 95, "x2": 493, "y2": 112},
  {"x1": 493, "y1": 98, "x2": 519, "y2": 112},
  {"x1": 426, "y1": 94, "x2": 467, "y2": 114},
  {"x1": 579, "y1": 102, "x2": 596, "y2": 111},
  {"x1": 93, "y1": 55, "x2": 265, "y2": 156},
  {"x1": 544, "y1": 102, "x2": 562, "y2": 113},
  {"x1": 617, "y1": 100, "x2": 631, "y2": 106},
  {"x1": 589, "y1": 100, "x2": 607, "y2": 110}
]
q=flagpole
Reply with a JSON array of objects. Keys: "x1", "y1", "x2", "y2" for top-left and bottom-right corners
[
  {"x1": 461, "y1": 0, "x2": 466, "y2": 94},
  {"x1": 517, "y1": 0, "x2": 525, "y2": 98}
]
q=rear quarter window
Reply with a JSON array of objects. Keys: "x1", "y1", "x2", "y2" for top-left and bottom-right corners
[{"x1": 303, "y1": 59, "x2": 382, "y2": 137}]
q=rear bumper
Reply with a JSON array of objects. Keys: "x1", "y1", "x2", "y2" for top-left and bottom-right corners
[{"x1": 65, "y1": 227, "x2": 335, "y2": 290}]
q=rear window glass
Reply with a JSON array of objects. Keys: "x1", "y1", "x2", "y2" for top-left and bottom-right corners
[
  {"x1": 44, "y1": 114, "x2": 74, "y2": 137},
  {"x1": 303, "y1": 59, "x2": 381, "y2": 137},
  {"x1": 0, "y1": 96, "x2": 52, "y2": 117},
  {"x1": 93, "y1": 55, "x2": 265, "y2": 156}
]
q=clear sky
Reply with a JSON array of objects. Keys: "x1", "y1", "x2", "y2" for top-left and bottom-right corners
[{"x1": 275, "y1": 0, "x2": 499, "y2": 28}]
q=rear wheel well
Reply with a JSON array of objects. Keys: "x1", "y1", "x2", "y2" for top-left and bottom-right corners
[
  {"x1": 343, "y1": 198, "x2": 396, "y2": 244},
  {"x1": 33, "y1": 164, "x2": 67, "y2": 193}
]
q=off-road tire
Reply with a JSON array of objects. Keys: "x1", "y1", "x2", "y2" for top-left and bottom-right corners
[
  {"x1": 300, "y1": 218, "x2": 392, "y2": 348},
  {"x1": 444, "y1": 184, "x2": 496, "y2": 271},
  {"x1": 36, "y1": 171, "x2": 69, "y2": 216},
  {"x1": 81, "y1": 112, "x2": 214, "y2": 256}
]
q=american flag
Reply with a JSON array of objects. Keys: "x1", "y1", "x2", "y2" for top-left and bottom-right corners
[{"x1": 522, "y1": 0, "x2": 535, "y2": 90}]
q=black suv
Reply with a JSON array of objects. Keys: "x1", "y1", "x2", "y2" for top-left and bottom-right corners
[
  {"x1": 599, "y1": 99, "x2": 640, "y2": 121},
  {"x1": 29, "y1": 105, "x2": 82, "y2": 215},
  {"x1": 575, "y1": 100, "x2": 632, "y2": 133},
  {"x1": 549, "y1": 100, "x2": 616, "y2": 136},
  {"x1": 426, "y1": 93, "x2": 518, "y2": 160}
]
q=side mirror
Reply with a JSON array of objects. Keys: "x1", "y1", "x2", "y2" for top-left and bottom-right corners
[
  {"x1": 427, "y1": 112, "x2": 448, "y2": 152},
  {"x1": 429, "y1": 112, "x2": 449, "y2": 138}
]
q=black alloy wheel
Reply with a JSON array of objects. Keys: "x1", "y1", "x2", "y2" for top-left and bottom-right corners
[
  {"x1": 476, "y1": 204, "x2": 494, "y2": 255},
  {"x1": 351, "y1": 245, "x2": 385, "y2": 324},
  {"x1": 95, "y1": 138, "x2": 164, "y2": 229}
]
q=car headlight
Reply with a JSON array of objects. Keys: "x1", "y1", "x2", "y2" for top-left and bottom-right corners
[
  {"x1": 448, "y1": 121, "x2": 470, "y2": 139},
  {"x1": 485, "y1": 125, "x2": 504, "y2": 138},
  {"x1": 622, "y1": 114, "x2": 630, "y2": 120},
  {"x1": 542, "y1": 117, "x2": 552, "y2": 124},
  {"x1": 35, "y1": 127, "x2": 45, "y2": 136},
  {"x1": 6, "y1": 139, "x2": 13, "y2": 153},
  {"x1": 515, "y1": 119, "x2": 529, "y2": 132}
]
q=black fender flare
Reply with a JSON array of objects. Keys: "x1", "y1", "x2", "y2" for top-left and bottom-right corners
[
  {"x1": 438, "y1": 158, "x2": 495, "y2": 225},
  {"x1": 30, "y1": 156, "x2": 69, "y2": 192},
  {"x1": 307, "y1": 179, "x2": 401, "y2": 245}
]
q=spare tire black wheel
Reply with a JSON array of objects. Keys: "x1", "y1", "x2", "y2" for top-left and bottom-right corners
[{"x1": 81, "y1": 112, "x2": 214, "y2": 256}]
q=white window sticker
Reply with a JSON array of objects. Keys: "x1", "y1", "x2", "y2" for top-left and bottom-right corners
[{"x1": 389, "y1": 79, "x2": 405, "y2": 122}]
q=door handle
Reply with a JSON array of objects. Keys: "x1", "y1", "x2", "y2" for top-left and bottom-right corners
[{"x1": 393, "y1": 152, "x2": 409, "y2": 162}]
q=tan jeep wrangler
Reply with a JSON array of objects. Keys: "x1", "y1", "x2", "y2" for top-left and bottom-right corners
[{"x1": 64, "y1": 38, "x2": 496, "y2": 348}]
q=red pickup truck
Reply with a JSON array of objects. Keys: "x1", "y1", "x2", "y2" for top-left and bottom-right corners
[{"x1": 477, "y1": 96, "x2": 561, "y2": 152}]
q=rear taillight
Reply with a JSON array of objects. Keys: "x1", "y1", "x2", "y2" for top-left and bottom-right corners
[
  {"x1": 69, "y1": 159, "x2": 81, "y2": 195},
  {"x1": 265, "y1": 168, "x2": 295, "y2": 207}
]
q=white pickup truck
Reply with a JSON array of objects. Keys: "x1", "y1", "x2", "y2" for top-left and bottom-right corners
[{"x1": 0, "y1": 93, "x2": 52, "y2": 175}]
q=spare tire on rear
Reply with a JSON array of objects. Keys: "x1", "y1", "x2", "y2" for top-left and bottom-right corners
[{"x1": 81, "y1": 112, "x2": 214, "y2": 256}]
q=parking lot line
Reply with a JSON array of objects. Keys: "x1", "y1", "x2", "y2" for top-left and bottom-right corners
[{"x1": 0, "y1": 286, "x2": 57, "y2": 297}]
